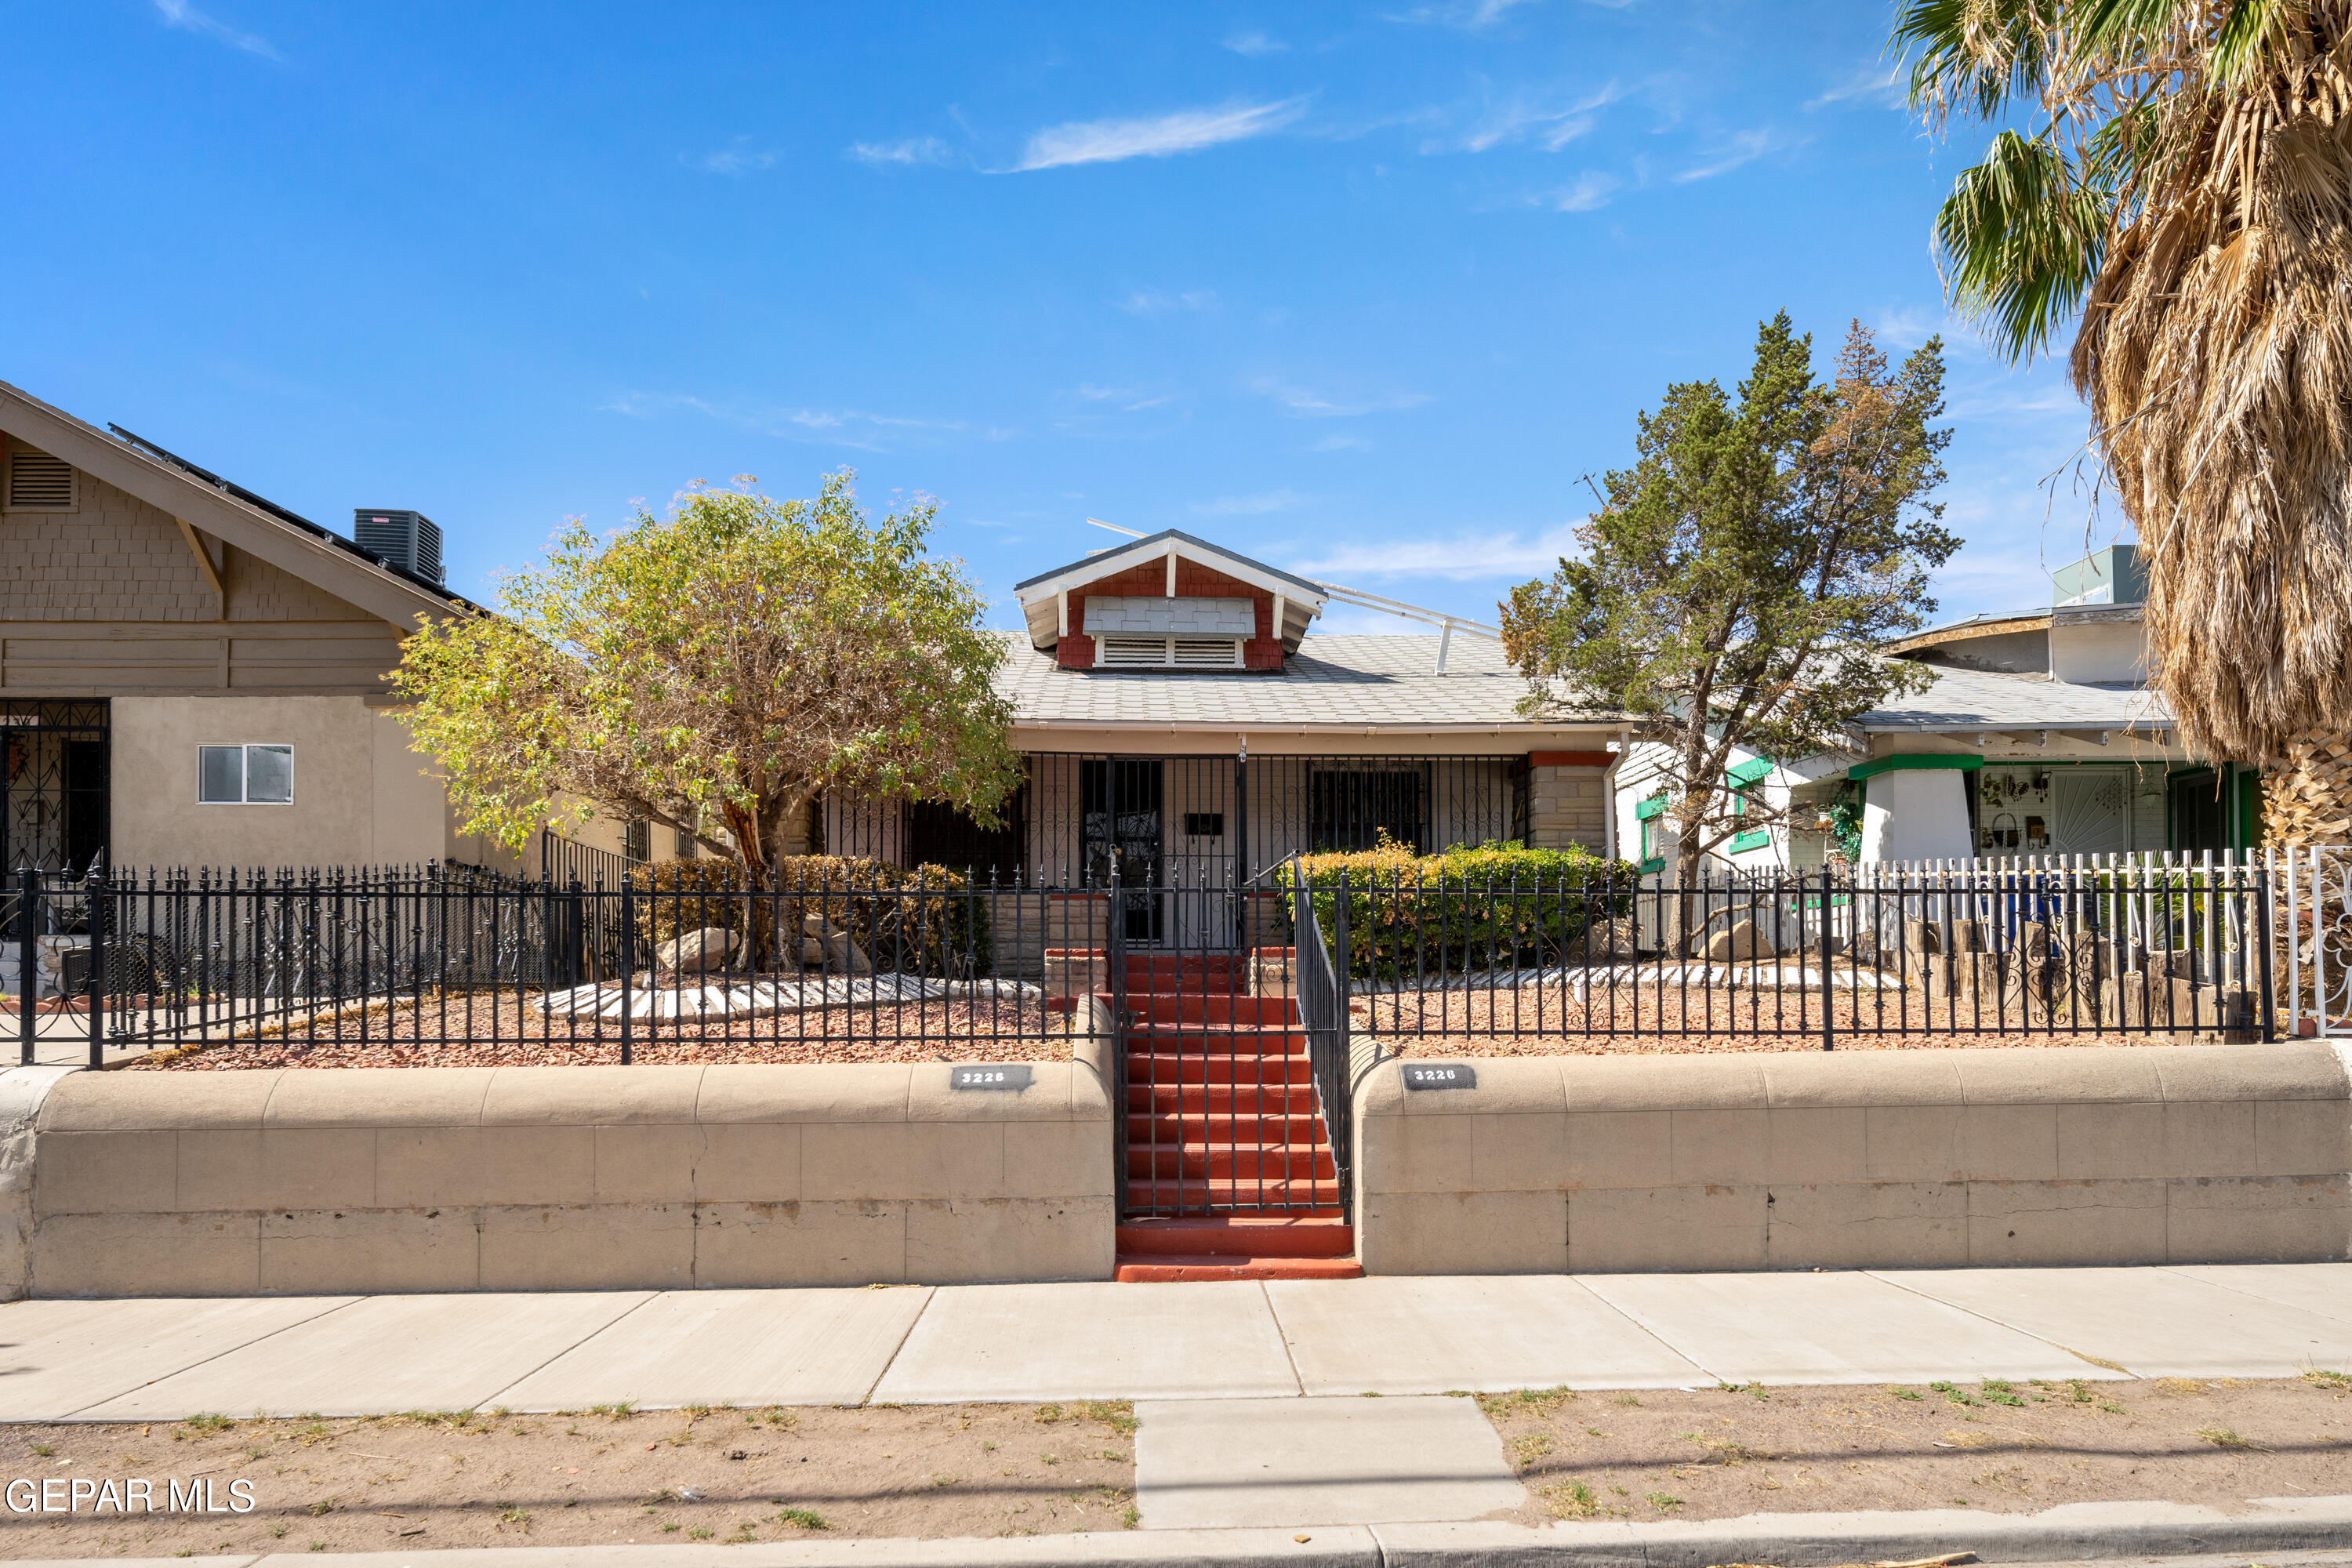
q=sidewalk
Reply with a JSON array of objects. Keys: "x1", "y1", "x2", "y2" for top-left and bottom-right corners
[
  {"x1": 6, "y1": 1263, "x2": 2350, "y2": 1421},
  {"x1": 8, "y1": 1266, "x2": 2352, "y2": 1566}
]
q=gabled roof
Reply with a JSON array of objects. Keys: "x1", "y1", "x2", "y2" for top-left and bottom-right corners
[
  {"x1": 0, "y1": 378, "x2": 470, "y2": 630},
  {"x1": 1012, "y1": 528, "x2": 1329, "y2": 603},
  {"x1": 995, "y1": 631, "x2": 1621, "y2": 733},
  {"x1": 1858, "y1": 665, "x2": 2168, "y2": 731}
]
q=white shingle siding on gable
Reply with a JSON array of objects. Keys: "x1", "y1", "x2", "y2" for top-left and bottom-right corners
[{"x1": 1081, "y1": 597, "x2": 1258, "y2": 635}]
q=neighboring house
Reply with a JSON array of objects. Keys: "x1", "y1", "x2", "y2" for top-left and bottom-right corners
[
  {"x1": 1608, "y1": 544, "x2": 2255, "y2": 876},
  {"x1": 820, "y1": 530, "x2": 1625, "y2": 947},
  {"x1": 0, "y1": 379, "x2": 522, "y2": 874}
]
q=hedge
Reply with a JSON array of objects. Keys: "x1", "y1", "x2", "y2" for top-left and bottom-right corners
[
  {"x1": 627, "y1": 856, "x2": 992, "y2": 978},
  {"x1": 1276, "y1": 835, "x2": 1638, "y2": 982}
]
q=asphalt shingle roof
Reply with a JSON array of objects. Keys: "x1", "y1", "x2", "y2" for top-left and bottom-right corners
[
  {"x1": 999, "y1": 633, "x2": 2164, "y2": 735},
  {"x1": 1860, "y1": 665, "x2": 2169, "y2": 731},
  {"x1": 997, "y1": 632, "x2": 1585, "y2": 731}
]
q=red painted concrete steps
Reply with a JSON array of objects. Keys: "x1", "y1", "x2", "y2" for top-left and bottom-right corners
[{"x1": 1108, "y1": 954, "x2": 1360, "y2": 1283}]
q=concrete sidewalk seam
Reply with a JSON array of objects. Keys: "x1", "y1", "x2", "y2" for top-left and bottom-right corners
[
  {"x1": 53, "y1": 1296, "x2": 365, "y2": 1421},
  {"x1": 858, "y1": 1286, "x2": 939, "y2": 1406},
  {"x1": 1262, "y1": 1279, "x2": 1308, "y2": 1399},
  {"x1": 1860, "y1": 1267, "x2": 2141, "y2": 1377},
  {"x1": 1566, "y1": 1276, "x2": 1733, "y2": 1389},
  {"x1": 478, "y1": 1290, "x2": 668, "y2": 1414}
]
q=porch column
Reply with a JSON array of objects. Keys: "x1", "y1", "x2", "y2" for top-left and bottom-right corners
[
  {"x1": 1523, "y1": 750, "x2": 1612, "y2": 853},
  {"x1": 1857, "y1": 762, "x2": 1978, "y2": 862}
]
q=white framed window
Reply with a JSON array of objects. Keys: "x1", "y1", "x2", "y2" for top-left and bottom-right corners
[
  {"x1": 3, "y1": 448, "x2": 75, "y2": 512},
  {"x1": 198, "y1": 744, "x2": 294, "y2": 804}
]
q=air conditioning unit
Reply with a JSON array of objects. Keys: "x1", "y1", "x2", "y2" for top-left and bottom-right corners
[{"x1": 353, "y1": 509, "x2": 445, "y2": 584}]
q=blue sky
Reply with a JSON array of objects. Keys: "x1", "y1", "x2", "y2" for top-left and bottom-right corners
[{"x1": 5, "y1": 0, "x2": 2121, "y2": 636}]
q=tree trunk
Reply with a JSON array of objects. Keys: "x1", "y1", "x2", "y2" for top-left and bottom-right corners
[{"x1": 2263, "y1": 732, "x2": 2352, "y2": 848}]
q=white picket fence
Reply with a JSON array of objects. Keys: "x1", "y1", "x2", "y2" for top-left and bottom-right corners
[{"x1": 1850, "y1": 847, "x2": 2351, "y2": 1038}]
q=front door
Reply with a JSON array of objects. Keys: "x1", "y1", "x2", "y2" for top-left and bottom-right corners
[
  {"x1": 1081, "y1": 758, "x2": 1163, "y2": 942},
  {"x1": 1, "y1": 701, "x2": 109, "y2": 878}
]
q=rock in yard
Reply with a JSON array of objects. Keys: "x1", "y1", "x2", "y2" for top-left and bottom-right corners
[
  {"x1": 1578, "y1": 916, "x2": 1642, "y2": 959},
  {"x1": 655, "y1": 925, "x2": 737, "y2": 975},
  {"x1": 1699, "y1": 918, "x2": 1777, "y2": 962},
  {"x1": 800, "y1": 916, "x2": 874, "y2": 975}
]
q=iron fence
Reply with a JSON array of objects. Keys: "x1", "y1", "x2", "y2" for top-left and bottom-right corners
[
  {"x1": 5, "y1": 848, "x2": 2296, "y2": 1073},
  {"x1": 1298, "y1": 856, "x2": 2274, "y2": 1047}
]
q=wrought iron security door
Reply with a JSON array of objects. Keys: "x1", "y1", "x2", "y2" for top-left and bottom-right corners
[{"x1": 1, "y1": 701, "x2": 108, "y2": 876}]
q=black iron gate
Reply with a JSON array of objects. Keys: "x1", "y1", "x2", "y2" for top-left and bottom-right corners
[{"x1": 2, "y1": 700, "x2": 108, "y2": 887}]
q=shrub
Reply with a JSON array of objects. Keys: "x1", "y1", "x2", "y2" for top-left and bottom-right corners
[
  {"x1": 627, "y1": 856, "x2": 992, "y2": 978},
  {"x1": 1278, "y1": 835, "x2": 1637, "y2": 982}
]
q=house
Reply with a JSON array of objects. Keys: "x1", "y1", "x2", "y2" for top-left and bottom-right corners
[
  {"x1": 1609, "y1": 544, "x2": 2258, "y2": 875},
  {"x1": 0, "y1": 379, "x2": 535, "y2": 875},
  {"x1": 0, "y1": 379, "x2": 1623, "y2": 918},
  {"x1": 818, "y1": 529, "x2": 1626, "y2": 948}
]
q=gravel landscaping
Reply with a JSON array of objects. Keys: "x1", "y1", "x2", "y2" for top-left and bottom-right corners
[{"x1": 122, "y1": 993, "x2": 1080, "y2": 1070}]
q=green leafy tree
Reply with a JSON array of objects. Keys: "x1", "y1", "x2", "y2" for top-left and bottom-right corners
[
  {"x1": 391, "y1": 473, "x2": 1020, "y2": 887},
  {"x1": 1893, "y1": 0, "x2": 2352, "y2": 771},
  {"x1": 1501, "y1": 314, "x2": 1957, "y2": 889}
]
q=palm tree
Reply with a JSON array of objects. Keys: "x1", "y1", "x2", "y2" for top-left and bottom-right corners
[{"x1": 1894, "y1": 0, "x2": 2352, "y2": 801}]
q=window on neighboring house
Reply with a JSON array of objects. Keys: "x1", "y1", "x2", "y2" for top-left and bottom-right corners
[
  {"x1": 1634, "y1": 792, "x2": 1668, "y2": 874},
  {"x1": 3, "y1": 448, "x2": 74, "y2": 511},
  {"x1": 198, "y1": 744, "x2": 294, "y2": 804},
  {"x1": 674, "y1": 818, "x2": 698, "y2": 858},
  {"x1": 622, "y1": 817, "x2": 651, "y2": 862},
  {"x1": 1726, "y1": 758, "x2": 1773, "y2": 855}
]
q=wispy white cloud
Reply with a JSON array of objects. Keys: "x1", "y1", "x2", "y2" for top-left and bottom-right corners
[
  {"x1": 850, "y1": 136, "x2": 956, "y2": 167},
  {"x1": 1013, "y1": 97, "x2": 1309, "y2": 172},
  {"x1": 1806, "y1": 63, "x2": 1905, "y2": 111},
  {"x1": 1192, "y1": 488, "x2": 1309, "y2": 517},
  {"x1": 692, "y1": 143, "x2": 781, "y2": 175},
  {"x1": 1312, "y1": 434, "x2": 1374, "y2": 452},
  {"x1": 1544, "y1": 171, "x2": 1619, "y2": 211},
  {"x1": 1115, "y1": 288, "x2": 1220, "y2": 316},
  {"x1": 1288, "y1": 524, "x2": 1583, "y2": 582},
  {"x1": 1076, "y1": 383, "x2": 1174, "y2": 412},
  {"x1": 1224, "y1": 29, "x2": 1288, "y2": 56},
  {"x1": 153, "y1": 0, "x2": 279, "y2": 59},
  {"x1": 603, "y1": 392, "x2": 977, "y2": 453},
  {"x1": 1430, "y1": 82, "x2": 1624, "y2": 154},
  {"x1": 1673, "y1": 126, "x2": 1798, "y2": 183},
  {"x1": 1868, "y1": 305, "x2": 1961, "y2": 351},
  {"x1": 1388, "y1": 0, "x2": 1541, "y2": 32},
  {"x1": 1250, "y1": 377, "x2": 1432, "y2": 419}
]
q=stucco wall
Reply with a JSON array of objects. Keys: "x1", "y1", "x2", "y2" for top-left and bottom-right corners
[
  {"x1": 1860, "y1": 767, "x2": 1974, "y2": 862},
  {"x1": 2049, "y1": 618, "x2": 2147, "y2": 685},
  {"x1": 109, "y1": 695, "x2": 491, "y2": 869},
  {"x1": 1354, "y1": 1043, "x2": 2352, "y2": 1275},
  {"x1": 13, "y1": 1025, "x2": 1115, "y2": 1298}
]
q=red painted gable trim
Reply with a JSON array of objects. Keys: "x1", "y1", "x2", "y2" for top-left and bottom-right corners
[
  {"x1": 1526, "y1": 750, "x2": 1615, "y2": 768},
  {"x1": 1054, "y1": 557, "x2": 1287, "y2": 671}
]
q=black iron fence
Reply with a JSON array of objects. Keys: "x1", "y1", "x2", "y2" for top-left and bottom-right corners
[
  {"x1": 1305, "y1": 858, "x2": 2275, "y2": 1047},
  {"x1": 5, "y1": 854, "x2": 2281, "y2": 1072}
]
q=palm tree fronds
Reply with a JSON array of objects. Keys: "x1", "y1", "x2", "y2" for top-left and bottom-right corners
[{"x1": 1935, "y1": 130, "x2": 2111, "y2": 361}]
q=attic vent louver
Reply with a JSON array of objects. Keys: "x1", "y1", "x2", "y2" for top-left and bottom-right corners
[
  {"x1": 1094, "y1": 635, "x2": 1246, "y2": 669},
  {"x1": 353, "y1": 509, "x2": 445, "y2": 584},
  {"x1": 5, "y1": 449, "x2": 74, "y2": 510},
  {"x1": 1172, "y1": 637, "x2": 1243, "y2": 666},
  {"x1": 1098, "y1": 636, "x2": 1170, "y2": 667}
]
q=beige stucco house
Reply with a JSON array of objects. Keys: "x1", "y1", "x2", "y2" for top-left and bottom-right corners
[{"x1": 0, "y1": 379, "x2": 519, "y2": 874}]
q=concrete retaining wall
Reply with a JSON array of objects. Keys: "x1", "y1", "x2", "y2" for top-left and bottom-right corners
[
  {"x1": 7, "y1": 1020, "x2": 1115, "y2": 1299},
  {"x1": 1354, "y1": 1043, "x2": 2352, "y2": 1275}
]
